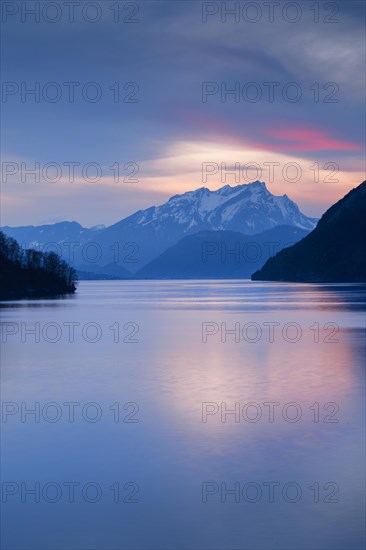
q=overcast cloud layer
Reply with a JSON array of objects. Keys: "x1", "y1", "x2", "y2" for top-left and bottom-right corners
[{"x1": 1, "y1": 0, "x2": 365, "y2": 226}]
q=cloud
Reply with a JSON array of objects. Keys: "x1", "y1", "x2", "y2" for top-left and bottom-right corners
[
  {"x1": 174, "y1": 109, "x2": 364, "y2": 153},
  {"x1": 1, "y1": 1, "x2": 365, "y2": 226},
  {"x1": 263, "y1": 127, "x2": 363, "y2": 152}
]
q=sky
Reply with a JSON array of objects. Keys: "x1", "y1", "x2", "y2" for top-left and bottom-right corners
[{"x1": 1, "y1": 0, "x2": 365, "y2": 227}]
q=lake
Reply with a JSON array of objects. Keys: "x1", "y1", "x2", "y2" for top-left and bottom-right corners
[{"x1": 1, "y1": 280, "x2": 365, "y2": 549}]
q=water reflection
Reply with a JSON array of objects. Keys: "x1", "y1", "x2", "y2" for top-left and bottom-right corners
[{"x1": 1, "y1": 281, "x2": 365, "y2": 549}]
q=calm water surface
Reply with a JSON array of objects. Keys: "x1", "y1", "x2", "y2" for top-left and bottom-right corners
[{"x1": 1, "y1": 281, "x2": 365, "y2": 549}]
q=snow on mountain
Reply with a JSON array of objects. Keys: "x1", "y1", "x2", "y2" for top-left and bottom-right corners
[
  {"x1": 90, "y1": 224, "x2": 106, "y2": 231},
  {"x1": 123, "y1": 181, "x2": 317, "y2": 235}
]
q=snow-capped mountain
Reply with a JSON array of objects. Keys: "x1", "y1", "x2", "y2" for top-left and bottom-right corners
[
  {"x1": 124, "y1": 181, "x2": 317, "y2": 234},
  {"x1": 2, "y1": 182, "x2": 318, "y2": 274}
]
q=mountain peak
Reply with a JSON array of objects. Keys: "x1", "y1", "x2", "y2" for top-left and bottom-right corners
[
  {"x1": 216, "y1": 181, "x2": 267, "y2": 194},
  {"x1": 129, "y1": 181, "x2": 317, "y2": 235},
  {"x1": 169, "y1": 181, "x2": 269, "y2": 203}
]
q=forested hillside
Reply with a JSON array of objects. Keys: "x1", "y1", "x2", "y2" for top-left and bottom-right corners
[{"x1": 0, "y1": 231, "x2": 77, "y2": 300}]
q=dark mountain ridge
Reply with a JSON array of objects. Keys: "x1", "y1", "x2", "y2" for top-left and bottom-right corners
[
  {"x1": 252, "y1": 181, "x2": 366, "y2": 283},
  {"x1": 137, "y1": 225, "x2": 310, "y2": 279}
]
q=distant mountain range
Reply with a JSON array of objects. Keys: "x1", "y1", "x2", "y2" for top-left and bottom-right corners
[
  {"x1": 252, "y1": 181, "x2": 366, "y2": 283},
  {"x1": 1, "y1": 181, "x2": 317, "y2": 278},
  {"x1": 137, "y1": 226, "x2": 310, "y2": 279}
]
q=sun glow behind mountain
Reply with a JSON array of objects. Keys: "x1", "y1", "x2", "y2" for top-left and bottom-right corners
[{"x1": 2, "y1": 139, "x2": 364, "y2": 228}]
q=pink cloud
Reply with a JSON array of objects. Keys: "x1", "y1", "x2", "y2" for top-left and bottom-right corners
[
  {"x1": 264, "y1": 127, "x2": 363, "y2": 152},
  {"x1": 176, "y1": 109, "x2": 363, "y2": 153}
]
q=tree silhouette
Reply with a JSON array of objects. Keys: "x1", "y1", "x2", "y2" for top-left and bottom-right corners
[{"x1": 0, "y1": 231, "x2": 77, "y2": 299}]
